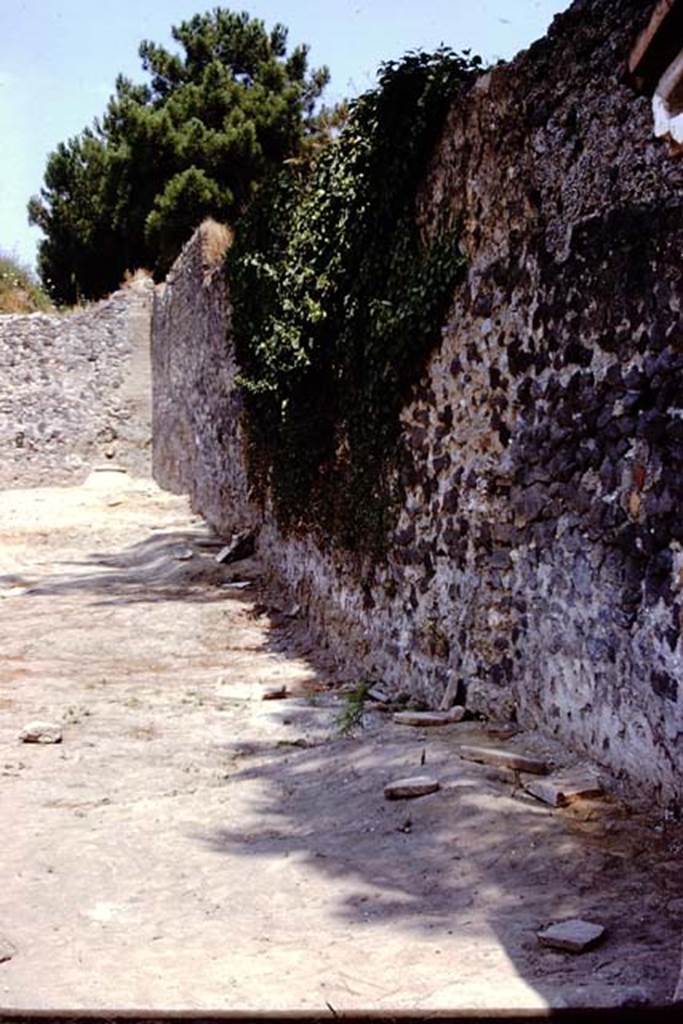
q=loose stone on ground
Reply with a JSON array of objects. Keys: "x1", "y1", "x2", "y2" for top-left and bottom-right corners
[
  {"x1": 458, "y1": 745, "x2": 549, "y2": 775},
  {"x1": 18, "y1": 721, "x2": 62, "y2": 744},
  {"x1": 393, "y1": 708, "x2": 465, "y2": 727},
  {"x1": 384, "y1": 776, "x2": 441, "y2": 800},
  {"x1": 537, "y1": 919, "x2": 606, "y2": 953},
  {"x1": 524, "y1": 774, "x2": 604, "y2": 808},
  {"x1": 173, "y1": 547, "x2": 194, "y2": 561}
]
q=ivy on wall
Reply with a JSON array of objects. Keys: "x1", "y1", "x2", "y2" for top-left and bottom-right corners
[{"x1": 227, "y1": 48, "x2": 481, "y2": 558}]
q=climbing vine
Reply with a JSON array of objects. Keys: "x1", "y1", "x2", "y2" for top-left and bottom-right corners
[{"x1": 227, "y1": 48, "x2": 481, "y2": 557}]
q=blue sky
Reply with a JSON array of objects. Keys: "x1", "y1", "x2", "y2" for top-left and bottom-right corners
[{"x1": 1, "y1": 1, "x2": 571, "y2": 271}]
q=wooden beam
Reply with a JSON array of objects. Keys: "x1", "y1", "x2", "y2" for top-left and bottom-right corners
[{"x1": 629, "y1": 0, "x2": 683, "y2": 93}]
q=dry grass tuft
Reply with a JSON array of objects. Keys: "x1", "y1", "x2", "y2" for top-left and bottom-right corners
[
  {"x1": 198, "y1": 218, "x2": 233, "y2": 267},
  {"x1": 121, "y1": 267, "x2": 154, "y2": 290},
  {"x1": 0, "y1": 253, "x2": 53, "y2": 314}
]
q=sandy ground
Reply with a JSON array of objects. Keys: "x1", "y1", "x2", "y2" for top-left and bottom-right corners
[{"x1": 1, "y1": 471, "x2": 682, "y2": 1012}]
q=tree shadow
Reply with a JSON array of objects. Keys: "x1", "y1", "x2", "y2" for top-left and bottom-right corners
[
  {"x1": 0, "y1": 529, "x2": 258, "y2": 608},
  {"x1": 190, "y1": 696, "x2": 682, "y2": 1010},
  {"x1": 2, "y1": 520, "x2": 681, "y2": 1011}
]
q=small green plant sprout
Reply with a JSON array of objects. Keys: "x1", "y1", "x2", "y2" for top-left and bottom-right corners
[{"x1": 336, "y1": 679, "x2": 371, "y2": 736}]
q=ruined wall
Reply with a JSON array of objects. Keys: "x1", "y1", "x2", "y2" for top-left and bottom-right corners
[
  {"x1": 151, "y1": 0, "x2": 683, "y2": 805},
  {"x1": 151, "y1": 223, "x2": 256, "y2": 533},
  {"x1": 0, "y1": 281, "x2": 153, "y2": 487}
]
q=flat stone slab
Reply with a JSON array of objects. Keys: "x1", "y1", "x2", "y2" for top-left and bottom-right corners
[
  {"x1": 537, "y1": 918, "x2": 605, "y2": 953},
  {"x1": 393, "y1": 708, "x2": 465, "y2": 727},
  {"x1": 458, "y1": 745, "x2": 548, "y2": 775},
  {"x1": 524, "y1": 774, "x2": 604, "y2": 807},
  {"x1": 384, "y1": 776, "x2": 441, "y2": 800},
  {"x1": 18, "y1": 720, "x2": 62, "y2": 744}
]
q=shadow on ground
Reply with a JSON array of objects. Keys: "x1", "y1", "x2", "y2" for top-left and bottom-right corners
[
  {"x1": 192, "y1": 705, "x2": 682, "y2": 1008},
  {"x1": 0, "y1": 529, "x2": 255, "y2": 607},
  {"x1": 2, "y1": 520, "x2": 681, "y2": 1010}
]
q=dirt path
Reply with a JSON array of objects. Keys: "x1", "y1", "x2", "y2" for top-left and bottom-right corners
[{"x1": 1, "y1": 472, "x2": 681, "y2": 1012}]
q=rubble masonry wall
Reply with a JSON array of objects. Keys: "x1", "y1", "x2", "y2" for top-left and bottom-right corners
[
  {"x1": 151, "y1": 0, "x2": 683, "y2": 805},
  {"x1": 0, "y1": 282, "x2": 153, "y2": 487}
]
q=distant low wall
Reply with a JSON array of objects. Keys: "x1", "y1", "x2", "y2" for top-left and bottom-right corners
[
  {"x1": 151, "y1": 0, "x2": 683, "y2": 807},
  {"x1": 0, "y1": 281, "x2": 153, "y2": 488}
]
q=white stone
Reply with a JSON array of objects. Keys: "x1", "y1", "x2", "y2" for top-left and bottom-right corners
[
  {"x1": 18, "y1": 720, "x2": 63, "y2": 744},
  {"x1": 537, "y1": 918, "x2": 605, "y2": 953},
  {"x1": 384, "y1": 776, "x2": 441, "y2": 800}
]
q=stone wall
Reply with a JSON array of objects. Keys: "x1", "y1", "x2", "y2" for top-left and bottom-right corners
[
  {"x1": 151, "y1": 0, "x2": 683, "y2": 806},
  {"x1": 0, "y1": 280, "x2": 153, "y2": 487},
  {"x1": 151, "y1": 222, "x2": 256, "y2": 533}
]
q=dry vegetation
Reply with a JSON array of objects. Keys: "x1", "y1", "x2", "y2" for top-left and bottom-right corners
[
  {"x1": 0, "y1": 253, "x2": 53, "y2": 314},
  {"x1": 198, "y1": 218, "x2": 233, "y2": 268},
  {"x1": 120, "y1": 267, "x2": 154, "y2": 289}
]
